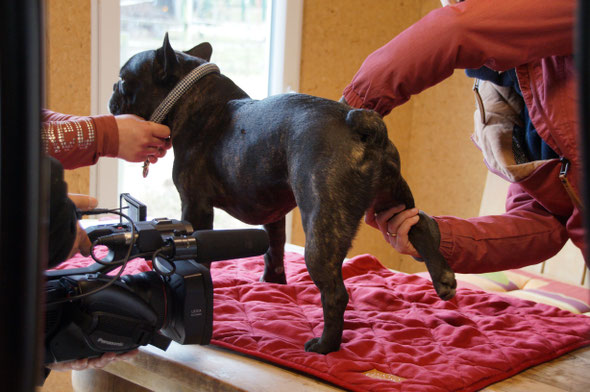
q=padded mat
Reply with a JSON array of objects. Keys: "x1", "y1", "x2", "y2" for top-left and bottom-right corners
[
  {"x1": 56, "y1": 251, "x2": 590, "y2": 391},
  {"x1": 209, "y1": 253, "x2": 590, "y2": 392}
]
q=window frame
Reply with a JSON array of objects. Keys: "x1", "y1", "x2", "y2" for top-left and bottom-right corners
[{"x1": 89, "y1": 0, "x2": 303, "y2": 237}]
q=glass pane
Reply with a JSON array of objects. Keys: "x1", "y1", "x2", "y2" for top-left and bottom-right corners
[{"x1": 118, "y1": 0, "x2": 271, "y2": 228}]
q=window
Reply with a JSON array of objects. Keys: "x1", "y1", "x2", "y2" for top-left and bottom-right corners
[{"x1": 90, "y1": 0, "x2": 302, "y2": 232}]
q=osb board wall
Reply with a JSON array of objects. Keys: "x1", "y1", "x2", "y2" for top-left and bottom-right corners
[
  {"x1": 290, "y1": 0, "x2": 488, "y2": 272},
  {"x1": 45, "y1": 0, "x2": 91, "y2": 194},
  {"x1": 43, "y1": 0, "x2": 488, "y2": 273}
]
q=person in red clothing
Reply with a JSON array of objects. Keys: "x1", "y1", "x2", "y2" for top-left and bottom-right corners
[
  {"x1": 43, "y1": 111, "x2": 171, "y2": 372},
  {"x1": 44, "y1": 110, "x2": 172, "y2": 263},
  {"x1": 43, "y1": 110, "x2": 172, "y2": 260},
  {"x1": 42, "y1": 110, "x2": 171, "y2": 168},
  {"x1": 342, "y1": 0, "x2": 586, "y2": 271}
]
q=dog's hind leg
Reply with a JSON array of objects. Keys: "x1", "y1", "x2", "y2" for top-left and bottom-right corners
[
  {"x1": 261, "y1": 217, "x2": 287, "y2": 284},
  {"x1": 302, "y1": 239, "x2": 349, "y2": 354},
  {"x1": 409, "y1": 212, "x2": 457, "y2": 300},
  {"x1": 375, "y1": 144, "x2": 456, "y2": 301},
  {"x1": 300, "y1": 207, "x2": 363, "y2": 354},
  {"x1": 392, "y1": 179, "x2": 456, "y2": 300}
]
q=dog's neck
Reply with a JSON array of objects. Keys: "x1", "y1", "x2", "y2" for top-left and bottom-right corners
[
  {"x1": 142, "y1": 62, "x2": 220, "y2": 177},
  {"x1": 166, "y1": 71, "x2": 251, "y2": 134},
  {"x1": 150, "y1": 62, "x2": 220, "y2": 124}
]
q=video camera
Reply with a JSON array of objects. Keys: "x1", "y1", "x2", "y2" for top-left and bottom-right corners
[{"x1": 44, "y1": 194, "x2": 269, "y2": 365}]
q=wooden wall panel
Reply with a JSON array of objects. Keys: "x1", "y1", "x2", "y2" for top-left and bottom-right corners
[
  {"x1": 43, "y1": 0, "x2": 489, "y2": 273},
  {"x1": 291, "y1": 0, "x2": 488, "y2": 272},
  {"x1": 45, "y1": 0, "x2": 92, "y2": 194}
]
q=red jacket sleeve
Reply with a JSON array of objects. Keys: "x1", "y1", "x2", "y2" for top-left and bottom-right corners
[
  {"x1": 342, "y1": 0, "x2": 575, "y2": 116},
  {"x1": 434, "y1": 182, "x2": 569, "y2": 274},
  {"x1": 41, "y1": 109, "x2": 119, "y2": 169}
]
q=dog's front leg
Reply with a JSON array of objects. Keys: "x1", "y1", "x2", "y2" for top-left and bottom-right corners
[
  {"x1": 181, "y1": 198, "x2": 214, "y2": 231},
  {"x1": 180, "y1": 201, "x2": 214, "y2": 268},
  {"x1": 261, "y1": 218, "x2": 287, "y2": 284}
]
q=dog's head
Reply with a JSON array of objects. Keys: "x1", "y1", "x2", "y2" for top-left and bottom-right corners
[{"x1": 109, "y1": 33, "x2": 213, "y2": 119}]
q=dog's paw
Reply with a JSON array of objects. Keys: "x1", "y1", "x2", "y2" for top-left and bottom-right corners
[
  {"x1": 259, "y1": 270, "x2": 287, "y2": 284},
  {"x1": 433, "y1": 270, "x2": 457, "y2": 301},
  {"x1": 259, "y1": 275, "x2": 287, "y2": 284},
  {"x1": 304, "y1": 337, "x2": 339, "y2": 354}
]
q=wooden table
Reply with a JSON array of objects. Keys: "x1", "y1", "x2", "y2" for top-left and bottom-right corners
[
  {"x1": 71, "y1": 342, "x2": 590, "y2": 392},
  {"x1": 70, "y1": 244, "x2": 590, "y2": 391}
]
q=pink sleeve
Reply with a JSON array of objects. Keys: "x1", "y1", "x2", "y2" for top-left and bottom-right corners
[
  {"x1": 342, "y1": 0, "x2": 575, "y2": 116},
  {"x1": 41, "y1": 109, "x2": 119, "y2": 169},
  {"x1": 434, "y1": 183, "x2": 569, "y2": 274}
]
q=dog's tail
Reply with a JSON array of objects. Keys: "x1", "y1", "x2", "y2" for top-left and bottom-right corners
[
  {"x1": 345, "y1": 109, "x2": 389, "y2": 148},
  {"x1": 345, "y1": 109, "x2": 411, "y2": 212}
]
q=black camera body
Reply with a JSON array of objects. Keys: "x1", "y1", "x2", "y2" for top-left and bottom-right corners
[{"x1": 44, "y1": 195, "x2": 268, "y2": 365}]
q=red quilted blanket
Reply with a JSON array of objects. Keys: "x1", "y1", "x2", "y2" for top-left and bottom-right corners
[
  {"x1": 56, "y1": 251, "x2": 590, "y2": 391},
  {"x1": 209, "y1": 253, "x2": 590, "y2": 392}
]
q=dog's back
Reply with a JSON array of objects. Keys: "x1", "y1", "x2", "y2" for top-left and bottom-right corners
[{"x1": 211, "y1": 94, "x2": 406, "y2": 222}]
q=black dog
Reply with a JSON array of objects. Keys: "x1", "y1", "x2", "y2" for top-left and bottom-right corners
[{"x1": 109, "y1": 35, "x2": 456, "y2": 354}]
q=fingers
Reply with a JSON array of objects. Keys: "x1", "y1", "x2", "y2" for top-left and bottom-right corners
[
  {"x1": 70, "y1": 358, "x2": 90, "y2": 371},
  {"x1": 67, "y1": 223, "x2": 92, "y2": 259},
  {"x1": 115, "y1": 349, "x2": 139, "y2": 361},
  {"x1": 47, "y1": 350, "x2": 138, "y2": 372},
  {"x1": 88, "y1": 352, "x2": 117, "y2": 369},
  {"x1": 366, "y1": 205, "x2": 421, "y2": 258},
  {"x1": 144, "y1": 137, "x2": 169, "y2": 164},
  {"x1": 144, "y1": 120, "x2": 171, "y2": 151},
  {"x1": 77, "y1": 228, "x2": 92, "y2": 256},
  {"x1": 364, "y1": 206, "x2": 377, "y2": 228},
  {"x1": 386, "y1": 214, "x2": 420, "y2": 254},
  {"x1": 145, "y1": 144, "x2": 167, "y2": 163},
  {"x1": 47, "y1": 357, "x2": 89, "y2": 371},
  {"x1": 88, "y1": 350, "x2": 138, "y2": 368},
  {"x1": 384, "y1": 209, "x2": 420, "y2": 258},
  {"x1": 397, "y1": 214, "x2": 420, "y2": 237},
  {"x1": 385, "y1": 207, "x2": 419, "y2": 238},
  {"x1": 365, "y1": 204, "x2": 407, "y2": 236},
  {"x1": 374, "y1": 205, "x2": 407, "y2": 238},
  {"x1": 148, "y1": 143, "x2": 169, "y2": 156},
  {"x1": 148, "y1": 140, "x2": 171, "y2": 154},
  {"x1": 115, "y1": 114, "x2": 171, "y2": 163},
  {"x1": 149, "y1": 122, "x2": 171, "y2": 140},
  {"x1": 68, "y1": 194, "x2": 98, "y2": 211}
]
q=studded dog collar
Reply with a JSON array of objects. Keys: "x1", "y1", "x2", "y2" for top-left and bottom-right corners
[{"x1": 143, "y1": 62, "x2": 220, "y2": 177}]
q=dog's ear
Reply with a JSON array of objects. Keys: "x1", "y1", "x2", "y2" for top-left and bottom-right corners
[
  {"x1": 155, "y1": 33, "x2": 179, "y2": 81},
  {"x1": 185, "y1": 42, "x2": 213, "y2": 62}
]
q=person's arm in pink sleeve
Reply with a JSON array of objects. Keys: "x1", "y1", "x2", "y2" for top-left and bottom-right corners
[
  {"x1": 41, "y1": 109, "x2": 119, "y2": 169},
  {"x1": 342, "y1": 0, "x2": 574, "y2": 116},
  {"x1": 435, "y1": 183, "x2": 569, "y2": 273},
  {"x1": 42, "y1": 110, "x2": 171, "y2": 169}
]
